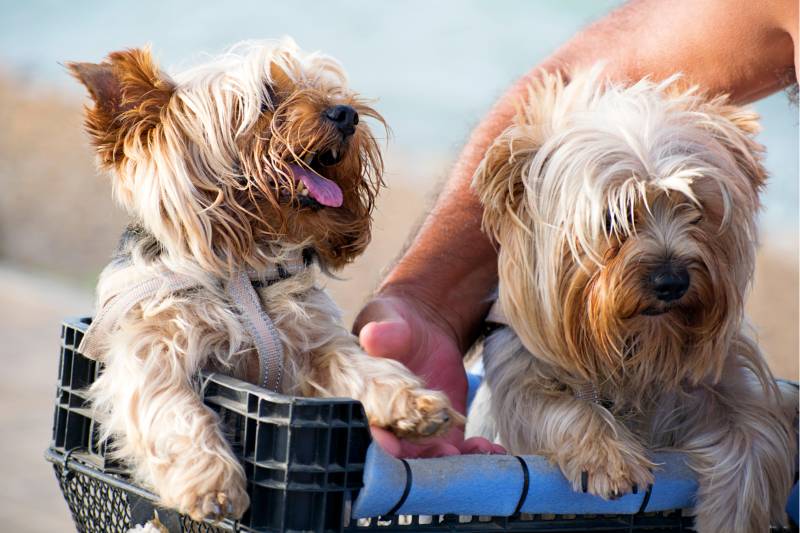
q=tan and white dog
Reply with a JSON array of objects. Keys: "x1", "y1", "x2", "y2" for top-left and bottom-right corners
[
  {"x1": 467, "y1": 69, "x2": 797, "y2": 533},
  {"x1": 69, "y1": 39, "x2": 457, "y2": 521}
]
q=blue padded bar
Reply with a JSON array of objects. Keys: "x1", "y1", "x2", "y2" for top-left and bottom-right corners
[{"x1": 353, "y1": 443, "x2": 697, "y2": 518}]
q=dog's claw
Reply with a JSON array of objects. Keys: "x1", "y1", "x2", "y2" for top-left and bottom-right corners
[
  {"x1": 390, "y1": 390, "x2": 460, "y2": 439},
  {"x1": 581, "y1": 471, "x2": 588, "y2": 493},
  {"x1": 632, "y1": 483, "x2": 638, "y2": 495}
]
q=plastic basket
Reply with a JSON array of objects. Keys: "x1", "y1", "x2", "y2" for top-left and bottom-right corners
[
  {"x1": 50, "y1": 316, "x2": 370, "y2": 532},
  {"x1": 47, "y1": 317, "x2": 706, "y2": 532}
]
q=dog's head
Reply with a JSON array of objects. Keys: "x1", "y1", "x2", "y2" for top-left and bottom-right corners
[
  {"x1": 68, "y1": 39, "x2": 384, "y2": 273},
  {"x1": 475, "y1": 69, "x2": 765, "y2": 388}
]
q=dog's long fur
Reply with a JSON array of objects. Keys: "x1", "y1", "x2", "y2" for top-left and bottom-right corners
[
  {"x1": 467, "y1": 69, "x2": 797, "y2": 532},
  {"x1": 69, "y1": 39, "x2": 457, "y2": 521}
]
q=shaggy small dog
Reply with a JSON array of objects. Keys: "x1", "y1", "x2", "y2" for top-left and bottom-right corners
[
  {"x1": 68, "y1": 39, "x2": 456, "y2": 521},
  {"x1": 467, "y1": 70, "x2": 797, "y2": 532}
]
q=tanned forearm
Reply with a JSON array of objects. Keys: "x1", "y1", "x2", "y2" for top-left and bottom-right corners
[{"x1": 378, "y1": 0, "x2": 797, "y2": 352}]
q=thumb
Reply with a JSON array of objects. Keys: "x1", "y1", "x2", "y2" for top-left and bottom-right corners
[
  {"x1": 359, "y1": 317, "x2": 412, "y2": 360},
  {"x1": 356, "y1": 300, "x2": 413, "y2": 361}
]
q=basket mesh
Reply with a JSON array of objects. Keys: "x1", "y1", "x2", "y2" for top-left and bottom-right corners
[
  {"x1": 178, "y1": 516, "x2": 226, "y2": 533},
  {"x1": 52, "y1": 462, "x2": 229, "y2": 533},
  {"x1": 53, "y1": 463, "x2": 133, "y2": 532}
]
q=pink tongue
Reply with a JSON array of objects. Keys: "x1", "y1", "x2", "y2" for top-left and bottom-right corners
[{"x1": 288, "y1": 164, "x2": 343, "y2": 208}]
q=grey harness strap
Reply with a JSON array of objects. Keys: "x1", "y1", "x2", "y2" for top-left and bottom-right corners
[
  {"x1": 573, "y1": 383, "x2": 602, "y2": 404},
  {"x1": 227, "y1": 270, "x2": 285, "y2": 392},
  {"x1": 79, "y1": 272, "x2": 199, "y2": 361},
  {"x1": 79, "y1": 253, "x2": 308, "y2": 393},
  {"x1": 484, "y1": 300, "x2": 603, "y2": 406}
]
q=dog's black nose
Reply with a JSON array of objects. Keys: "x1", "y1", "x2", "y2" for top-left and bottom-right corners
[
  {"x1": 324, "y1": 105, "x2": 359, "y2": 137},
  {"x1": 649, "y1": 265, "x2": 690, "y2": 302}
]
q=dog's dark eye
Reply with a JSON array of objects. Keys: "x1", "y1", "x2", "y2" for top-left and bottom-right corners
[
  {"x1": 262, "y1": 83, "x2": 279, "y2": 113},
  {"x1": 604, "y1": 211, "x2": 614, "y2": 233},
  {"x1": 604, "y1": 208, "x2": 635, "y2": 234},
  {"x1": 689, "y1": 214, "x2": 703, "y2": 225}
]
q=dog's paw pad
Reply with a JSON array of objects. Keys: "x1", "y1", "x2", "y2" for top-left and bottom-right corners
[
  {"x1": 390, "y1": 391, "x2": 462, "y2": 439},
  {"x1": 204, "y1": 492, "x2": 230, "y2": 520},
  {"x1": 184, "y1": 487, "x2": 249, "y2": 522},
  {"x1": 574, "y1": 463, "x2": 654, "y2": 500}
]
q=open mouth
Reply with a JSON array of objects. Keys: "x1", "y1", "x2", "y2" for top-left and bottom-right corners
[
  {"x1": 641, "y1": 306, "x2": 670, "y2": 316},
  {"x1": 287, "y1": 148, "x2": 344, "y2": 209},
  {"x1": 641, "y1": 302, "x2": 689, "y2": 317}
]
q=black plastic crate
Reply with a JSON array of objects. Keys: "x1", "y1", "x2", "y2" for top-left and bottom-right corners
[
  {"x1": 47, "y1": 317, "x2": 706, "y2": 532},
  {"x1": 50, "y1": 317, "x2": 370, "y2": 533}
]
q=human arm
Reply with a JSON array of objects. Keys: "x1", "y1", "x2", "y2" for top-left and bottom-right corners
[{"x1": 356, "y1": 0, "x2": 798, "y2": 457}]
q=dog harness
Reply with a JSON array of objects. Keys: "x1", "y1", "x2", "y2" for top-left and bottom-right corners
[
  {"x1": 79, "y1": 251, "x2": 310, "y2": 393},
  {"x1": 484, "y1": 301, "x2": 603, "y2": 405}
]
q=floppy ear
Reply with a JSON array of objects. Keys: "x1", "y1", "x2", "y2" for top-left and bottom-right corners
[
  {"x1": 472, "y1": 123, "x2": 539, "y2": 243},
  {"x1": 666, "y1": 82, "x2": 768, "y2": 193},
  {"x1": 67, "y1": 47, "x2": 174, "y2": 168},
  {"x1": 473, "y1": 70, "x2": 576, "y2": 243},
  {"x1": 700, "y1": 99, "x2": 767, "y2": 191}
]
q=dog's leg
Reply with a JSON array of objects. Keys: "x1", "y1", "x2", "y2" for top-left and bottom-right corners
[
  {"x1": 91, "y1": 305, "x2": 249, "y2": 521},
  {"x1": 307, "y1": 331, "x2": 461, "y2": 439},
  {"x1": 496, "y1": 391, "x2": 655, "y2": 498},
  {"x1": 675, "y1": 350, "x2": 796, "y2": 533},
  {"x1": 483, "y1": 329, "x2": 654, "y2": 498},
  {"x1": 273, "y1": 286, "x2": 459, "y2": 439}
]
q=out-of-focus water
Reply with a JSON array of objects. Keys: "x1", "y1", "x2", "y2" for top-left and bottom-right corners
[{"x1": 1, "y1": 0, "x2": 797, "y2": 235}]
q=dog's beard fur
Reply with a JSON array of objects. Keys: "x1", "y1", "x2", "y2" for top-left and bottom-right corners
[
  {"x1": 68, "y1": 39, "x2": 458, "y2": 521},
  {"x1": 470, "y1": 69, "x2": 797, "y2": 532}
]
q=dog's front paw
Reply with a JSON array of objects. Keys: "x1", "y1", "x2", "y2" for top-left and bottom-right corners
[
  {"x1": 560, "y1": 445, "x2": 654, "y2": 499},
  {"x1": 389, "y1": 389, "x2": 463, "y2": 439},
  {"x1": 160, "y1": 453, "x2": 249, "y2": 522},
  {"x1": 185, "y1": 486, "x2": 249, "y2": 522}
]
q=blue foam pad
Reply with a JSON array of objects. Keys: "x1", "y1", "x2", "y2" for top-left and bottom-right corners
[
  {"x1": 466, "y1": 372, "x2": 482, "y2": 411},
  {"x1": 355, "y1": 440, "x2": 408, "y2": 515},
  {"x1": 518, "y1": 452, "x2": 696, "y2": 515},
  {"x1": 355, "y1": 373, "x2": 796, "y2": 519},
  {"x1": 352, "y1": 442, "x2": 698, "y2": 518},
  {"x1": 788, "y1": 482, "x2": 798, "y2": 525}
]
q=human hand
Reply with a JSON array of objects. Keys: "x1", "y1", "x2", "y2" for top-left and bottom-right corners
[{"x1": 354, "y1": 294, "x2": 505, "y2": 457}]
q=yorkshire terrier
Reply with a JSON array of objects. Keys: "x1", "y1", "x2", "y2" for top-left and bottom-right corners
[
  {"x1": 68, "y1": 39, "x2": 457, "y2": 521},
  {"x1": 467, "y1": 70, "x2": 797, "y2": 532}
]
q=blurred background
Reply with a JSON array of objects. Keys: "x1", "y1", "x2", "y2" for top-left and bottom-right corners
[{"x1": 0, "y1": 1, "x2": 796, "y2": 531}]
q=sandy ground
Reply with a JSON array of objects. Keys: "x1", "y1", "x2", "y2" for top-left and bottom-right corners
[
  {"x1": 0, "y1": 264, "x2": 89, "y2": 531},
  {"x1": 747, "y1": 243, "x2": 800, "y2": 379}
]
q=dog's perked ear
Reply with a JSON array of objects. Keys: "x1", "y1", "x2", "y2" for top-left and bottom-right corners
[
  {"x1": 67, "y1": 47, "x2": 174, "y2": 169},
  {"x1": 268, "y1": 60, "x2": 295, "y2": 98}
]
